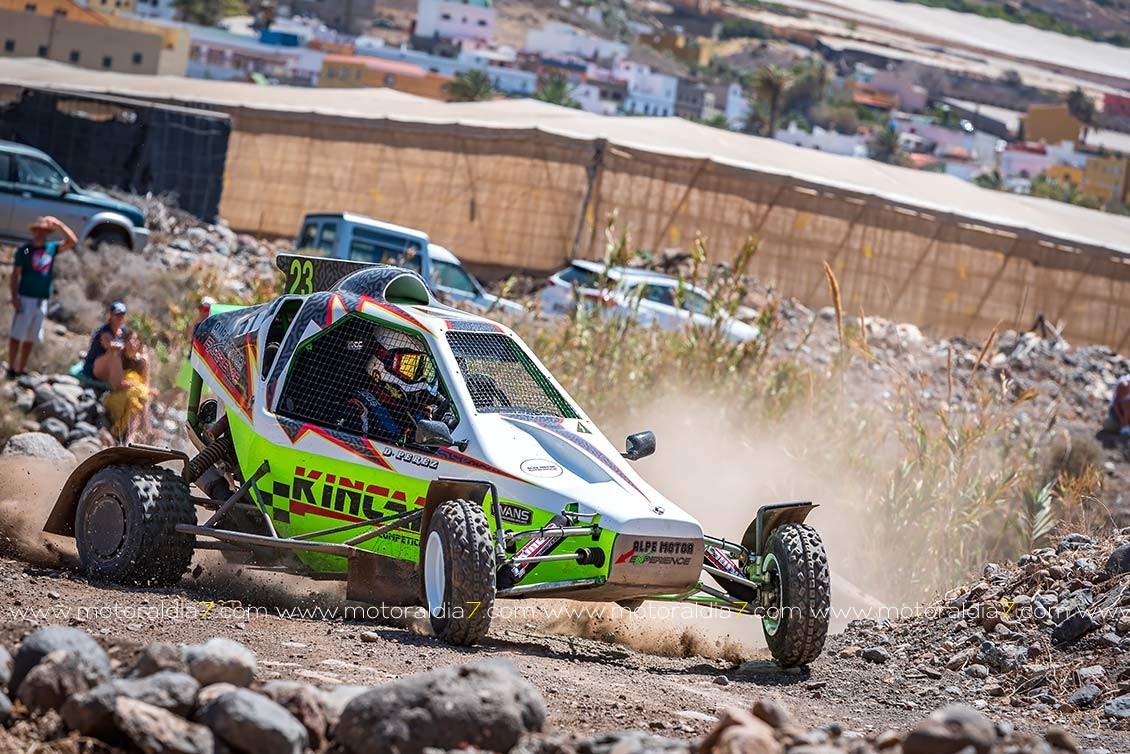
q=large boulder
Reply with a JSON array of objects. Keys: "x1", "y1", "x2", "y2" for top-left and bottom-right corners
[
  {"x1": 34, "y1": 397, "x2": 76, "y2": 427},
  {"x1": 41, "y1": 417, "x2": 70, "y2": 445},
  {"x1": 0, "y1": 646, "x2": 11, "y2": 688},
  {"x1": 62, "y1": 670, "x2": 199, "y2": 739},
  {"x1": 335, "y1": 659, "x2": 546, "y2": 754},
  {"x1": 9, "y1": 625, "x2": 110, "y2": 695},
  {"x1": 260, "y1": 680, "x2": 328, "y2": 750},
  {"x1": 184, "y1": 638, "x2": 256, "y2": 687},
  {"x1": 195, "y1": 687, "x2": 307, "y2": 754},
  {"x1": 131, "y1": 642, "x2": 188, "y2": 678},
  {"x1": 18, "y1": 650, "x2": 108, "y2": 713},
  {"x1": 114, "y1": 696, "x2": 215, "y2": 754},
  {"x1": 902, "y1": 705, "x2": 996, "y2": 754},
  {"x1": 1, "y1": 432, "x2": 75, "y2": 462}
]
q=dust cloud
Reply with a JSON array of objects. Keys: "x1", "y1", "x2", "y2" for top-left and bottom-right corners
[{"x1": 0, "y1": 458, "x2": 77, "y2": 568}]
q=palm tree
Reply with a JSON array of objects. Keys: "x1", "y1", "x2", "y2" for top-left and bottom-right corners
[
  {"x1": 444, "y1": 70, "x2": 495, "y2": 102},
  {"x1": 1066, "y1": 87, "x2": 1095, "y2": 140},
  {"x1": 533, "y1": 72, "x2": 579, "y2": 108},
  {"x1": 753, "y1": 65, "x2": 791, "y2": 136},
  {"x1": 868, "y1": 125, "x2": 904, "y2": 165},
  {"x1": 973, "y1": 170, "x2": 1004, "y2": 190}
]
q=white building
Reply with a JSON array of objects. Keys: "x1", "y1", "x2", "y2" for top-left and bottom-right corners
[
  {"x1": 179, "y1": 24, "x2": 325, "y2": 85},
  {"x1": 353, "y1": 38, "x2": 536, "y2": 95},
  {"x1": 415, "y1": 0, "x2": 496, "y2": 43},
  {"x1": 524, "y1": 22, "x2": 628, "y2": 61},
  {"x1": 705, "y1": 82, "x2": 749, "y2": 130},
  {"x1": 612, "y1": 59, "x2": 677, "y2": 117},
  {"x1": 130, "y1": 0, "x2": 177, "y2": 20},
  {"x1": 775, "y1": 122, "x2": 868, "y2": 157}
]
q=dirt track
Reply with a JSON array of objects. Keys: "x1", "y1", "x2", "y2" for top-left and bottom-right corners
[{"x1": 2, "y1": 461, "x2": 1129, "y2": 749}]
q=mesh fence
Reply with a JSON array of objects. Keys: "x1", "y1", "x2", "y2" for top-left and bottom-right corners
[
  {"x1": 278, "y1": 314, "x2": 454, "y2": 445},
  {"x1": 446, "y1": 331, "x2": 578, "y2": 419}
]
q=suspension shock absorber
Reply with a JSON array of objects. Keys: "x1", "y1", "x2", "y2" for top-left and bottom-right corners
[{"x1": 184, "y1": 433, "x2": 235, "y2": 485}]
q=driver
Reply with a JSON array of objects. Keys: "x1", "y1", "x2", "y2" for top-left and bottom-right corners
[{"x1": 345, "y1": 335, "x2": 448, "y2": 444}]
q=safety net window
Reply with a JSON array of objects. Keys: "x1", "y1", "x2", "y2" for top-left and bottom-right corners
[
  {"x1": 445, "y1": 331, "x2": 579, "y2": 419},
  {"x1": 278, "y1": 314, "x2": 455, "y2": 445}
]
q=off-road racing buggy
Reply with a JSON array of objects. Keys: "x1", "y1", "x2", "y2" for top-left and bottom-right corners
[{"x1": 44, "y1": 255, "x2": 831, "y2": 666}]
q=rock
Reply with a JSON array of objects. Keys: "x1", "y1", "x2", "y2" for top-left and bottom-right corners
[
  {"x1": 1076, "y1": 665, "x2": 1105, "y2": 683},
  {"x1": 1068, "y1": 684, "x2": 1102, "y2": 709},
  {"x1": 713, "y1": 675, "x2": 729, "y2": 686},
  {"x1": 945, "y1": 648, "x2": 975, "y2": 670},
  {"x1": 1058, "y1": 534, "x2": 1094, "y2": 551},
  {"x1": 1044, "y1": 727, "x2": 1079, "y2": 753},
  {"x1": 1, "y1": 431, "x2": 76, "y2": 462},
  {"x1": 0, "y1": 646, "x2": 11, "y2": 688},
  {"x1": 0, "y1": 692, "x2": 10, "y2": 725},
  {"x1": 66, "y1": 421, "x2": 100, "y2": 443},
  {"x1": 964, "y1": 664, "x2": 990, "y2": 679},
  {"x1": 902, "y1": 705, "x2": 995, "y2": 754},
  {"x1": 1102, "y1": 694, "x2": 1130, "y2": 719},
  {"x1": 18, "y1": 650, "x2": 107, "y2": 712},
  {"x1": 69, "y1": 437, "x2": 105, "y2": 461},
  {"x1": 699, "y1": 707, "x2": 780, "y2": 754},
  {"x1": 115, "y1": 696, "x2": 215, "y2": 754},
  {"x1": 336, "y1": 659, "x2": 545, "y2": 754},
  {"x1": 34, "y1": 397, "x2": 76, "y2": 427},
  {"x1": 1053, "y1": 613, "x2": 1100, "y2": 645},
  {"x1": 41, "y1": 417, "x2": 70, "y2": 444},
  {"x1": 1105, "y1": 544, "x2": 1130, "y2": 576},
  {"x1": 837, "y1": 646, "x2": 861, "y2": 659},
  {"x1": 62, "y1": 671, "x2": 199, "y2": 739},
  {"x1": 977, "y1": 643, "x2": 1025, "y2": 672},
  {"x1": 51, "y1": 383, "x2": 85, "y2": 403},
  {"x1": 317, "y1": 684, "x2": 368, "y2": 730},
  {"x1": 10, "y1": 625, "x2": 110, "y2": 694},
  {"x1": 132, "y1": 643, "x2": 188, "y2": 677},
  {"x1": 862, "y1": 646, "x2": 890, "y2": 664},
  {"x1": 196, "y1": 688, "x2": 306, "y2": 754},
  {"x1": 751, "y1": 699, "x2": 789, "y2": 729},
  {"x1": 578, "y1": 730, "x2": 691, "y2": 754},
  {"x1": 196, "y1": 683, "x2": 238, "y2": 708},
  {"x1": 32, "y1": 383, "x2": 56, "y2": 405},
  {"x1": 260, "y1": 679, "x2": 326, "y2": 751},
  {"x1": 184, "y1": 638, "x2": 257, "y2": 687}
]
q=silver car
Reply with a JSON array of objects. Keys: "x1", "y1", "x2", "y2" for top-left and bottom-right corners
[{"x1": 0, "y1": 140, "x2": 149, "y2": 250}]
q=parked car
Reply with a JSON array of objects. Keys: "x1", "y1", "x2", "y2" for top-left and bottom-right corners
[
  {"x1": 296, "y1": 212, "x2": 522, "y2": 313},
  {"x1": 539, "y1": 259, "x2": 759, "y2": 343},
  {"x1": 0, "y1": 140, "x2": 149, "y2": 251}
]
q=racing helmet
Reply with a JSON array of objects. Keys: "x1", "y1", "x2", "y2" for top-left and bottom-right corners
[{"x1": 367, "y1": 333, "x2": 435, "y2": 394}]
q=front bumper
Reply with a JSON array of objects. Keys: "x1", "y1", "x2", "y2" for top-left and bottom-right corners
[{"x1": 130, "y1": 225, "x2": 151, "y2": 252}]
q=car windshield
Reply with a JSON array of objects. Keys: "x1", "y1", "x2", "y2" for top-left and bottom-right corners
[
  {"x1": 431, "y1": 260, "x2": 480, "y2": 295},
  {"x1": 557, "y1": 264, "x2": 601, "y2": 288},
  {"x1": 445, "y1": 331, "x2": 579, "y2": 418}
]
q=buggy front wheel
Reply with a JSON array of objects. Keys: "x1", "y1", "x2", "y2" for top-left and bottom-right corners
[
  {"x1": 761, "y1": 523, "x2": 830, "y2": 667},
  {"x1": 421, "y1": 499, "x2": 496, "y2": 646}
]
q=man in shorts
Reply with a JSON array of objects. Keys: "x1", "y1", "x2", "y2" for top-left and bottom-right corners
[{"x1": 7, "y1": 216, "x2": 77, "y2": 379}]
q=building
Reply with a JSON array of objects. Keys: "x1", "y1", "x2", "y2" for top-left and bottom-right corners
[
  {"x1": 574, "y1": 78, "x2": 627, "y2": 116},
  {"x1": 636, "y1": 28, "x2": 712, "y2": 67},
  {"x1": 1081, "y1": 155, "x2": 1130, "y2": 206},
  {"x1": 1104, "y1": 92, "x2": 1130, "y2": 120},
  {"x1": 319, "y1": 53, "x2": 451, "y2": 99},
  {"x1": 867, "y1": 65, "x2": 927, "y2": 112},
  {"x1": 352, "y1": 38, "x2": 536, "y2": 95},
  {"x1": 611, "y1": 59, "x2": 677, "y2": 117},
  {"x1": 524, "y1": 22, "x2": 627, "y2": 61},
  {"x1": 999, "y1": 141, "x2": 1081, "y2": 180},
  {"x1": 288, "y1": 0, "x2": 374, "y2": 35},
  {"x1": 1022, "y1": 103, "x2": 1082, "y2": 145},
  {"x1": 775, "y1": 122, "x2": 867, "y2": 157},
  {"x1": 414, "y1": 0, "x2": 495, "y2": 44},
  {"x1": 129, "y1": 0, "x2": 176, "y2": 20},
  {"x1": 87, "y1": 0, "x2": 134, "y2": 14},
  {"x1": 703, "y1": 82, "x2": 747, "y2": 129},
  {"x1": 675, "y1": 78, "x2": 707, "y2": 120},
  {"x1": 0, "y1": 7, "x2": 166, "y2": 73},
  {"x1": 184, "y1": 24, "x2": 324, "y2": 84},
  {"x1": 1043, "y1": 163, "x2": 1083, "y2": 186},
  {"x1": 1, "y1": 0, "x2": 104, "y2": 21}
]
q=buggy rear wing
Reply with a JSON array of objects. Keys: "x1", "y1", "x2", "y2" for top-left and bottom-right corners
[{"x1": 277, "y1": 254, "x2": 379, "y2": 296}]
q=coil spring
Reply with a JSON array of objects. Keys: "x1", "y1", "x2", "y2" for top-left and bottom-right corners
[{"x1": 184, "y1": 433, "x2": 234, "y2": 483}]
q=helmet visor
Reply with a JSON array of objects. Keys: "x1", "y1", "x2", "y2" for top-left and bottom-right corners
[{"x1": 385, "y1": 349, "x2": 433, "y2": 384}]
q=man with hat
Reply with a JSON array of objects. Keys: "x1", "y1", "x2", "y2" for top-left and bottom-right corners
[{"x1": 7, "y1": 216, "x2": 77, "y2": 379}]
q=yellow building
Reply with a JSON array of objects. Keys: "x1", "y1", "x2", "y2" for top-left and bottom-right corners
[
  {"x1": 88, "y1": 0, "x2": 135, "y2": 14},
  {"x1": 319, "y1": 54, "x2": 452, "y2": 100},
  {"x1": 1022, "y1": 103, "x2": 1083, "y2": 145},
  {"x1": 1082, "y1": 155, "x2": 1130, "y2": 206},
  {"x1": 1043, "y1": 163, "x2": 1083, "y2": 186}
]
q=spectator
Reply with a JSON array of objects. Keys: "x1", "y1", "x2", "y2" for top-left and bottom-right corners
[
  {"x1": 175, "y1": 296, "x2": 216, "y2": 393},
  {"x1": 7, "y1": 216, "x2": 77, "y2": 379},
  {"x1": 103, "y1": 330, "x2": 150, "y2": 445},
  {"x1": 82, "y1": 302, "x2": 129, "y2": 383},
  {"x1": 1106, "y1": 375, "x2": 1130, "y2": 436}
]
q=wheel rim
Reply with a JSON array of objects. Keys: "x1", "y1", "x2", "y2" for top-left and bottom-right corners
[
  {"x1": 84, "y1": 494, "x2": 127, "y2": 560},
  {"x1": 424, "y1": 530, "x2": 446, "y2": 618},
  {"x1": 761, "y1": 552, "x2": 782, "y2": 636}
]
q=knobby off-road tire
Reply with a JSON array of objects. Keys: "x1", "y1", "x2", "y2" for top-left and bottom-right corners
[
  {"x1": 422, "y1": 499, "x2": 496, "y2": 646},
  {"x1": 75, "y1": 465, "x2": 195, "y2": 586},
  {"x1": 763, "y1": 523, "x2": 830, "y2": 668}
]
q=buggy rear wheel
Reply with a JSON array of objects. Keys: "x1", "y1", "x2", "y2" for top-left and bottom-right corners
[
  {"x1": 75, "y1": 465, "x2": 195, "y2": 586},
  {"x1": 761, "y1": 523, "x2": 830, "y2": 667},
  {"x1": 422, "y1": 499, "x2": 495, "y2": 646}
]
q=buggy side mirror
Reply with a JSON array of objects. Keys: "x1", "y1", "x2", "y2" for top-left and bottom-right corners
[
  {"x1": 622, "y1": 430, "x2": 656, "y2": 461},
  {"x1": 415, "y1": 419, "x2": 468, "y2": 451}
]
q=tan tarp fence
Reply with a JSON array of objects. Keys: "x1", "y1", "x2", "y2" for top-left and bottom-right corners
[{"x1": 5, "y1": 59, "x2": 1130, "y2": 347}]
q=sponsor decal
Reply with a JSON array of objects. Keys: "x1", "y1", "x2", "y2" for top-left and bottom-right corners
[
  {"x1": 497, "y1": 502, "x2": 533, "y2": 526},
  {"x1": 383, "y1": 447, "x2": 440, "y2": 470},
  {"x1": 705, "y1": 545, "x2": 743, "y2": 577},
  {"x1": 615, "y1": 539, "x2": 695, "y2": 567},
  {"x1": 519, "y1": 458, "x2": 563, "y2": 478},
  {"x1": 575, "y1": 422, "x2": 592, "y2": 434}
]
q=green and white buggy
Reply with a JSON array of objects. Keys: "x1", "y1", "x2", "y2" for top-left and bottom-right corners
[{"x1": 44, "y1": 255, "x2": 831, "y2": 666}]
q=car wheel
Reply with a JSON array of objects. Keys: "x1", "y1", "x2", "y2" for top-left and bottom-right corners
[
  {"x1": 88, "y1": 226, "x2": 131, "y2": 251},
  {"x1": 761, "y1": 523, "x2": 830, "y2": 668},
  {"x1": 422, "y1": 499, "x2": 496, "y2": 646}
]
